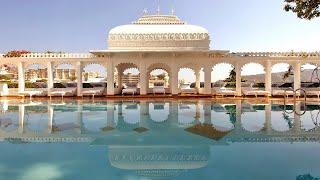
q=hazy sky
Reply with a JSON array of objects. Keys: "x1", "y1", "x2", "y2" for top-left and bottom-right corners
[
  {"x1": 0, "y1": 0, "x2": 319, "y2": 82},
  {"x1": 1, "y1": 0, "x2": 319, "y2": 52}
]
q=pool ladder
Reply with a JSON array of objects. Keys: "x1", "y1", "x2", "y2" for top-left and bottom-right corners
[{"x1": 283, "y1": 88, "x2": 307, "y2": 116}]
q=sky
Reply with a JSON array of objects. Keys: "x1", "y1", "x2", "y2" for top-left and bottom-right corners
[{"x1": 0, "y1": 0, "x2": 319, "y2": 82}]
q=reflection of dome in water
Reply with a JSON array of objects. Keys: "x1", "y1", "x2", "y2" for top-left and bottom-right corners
[
  {"x1": 108, "y1": 14, "x2": 210, "y2": 51},
  {"x1": 108, "y1": 146, "x2": 209, "y2": 171}
]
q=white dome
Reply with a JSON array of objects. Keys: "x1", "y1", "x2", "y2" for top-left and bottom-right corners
[
  {"x1": 109, "y1": 24, "x2": 209, "y2": 35},
  {"x1": 108, "y1": 14, "x2": 210, "y2": 51}
]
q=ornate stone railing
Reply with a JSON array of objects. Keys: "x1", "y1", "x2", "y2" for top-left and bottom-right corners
[
  {"x1": 1, "y1": 53, "x2": 95, "y2": 58},
  {"x1": 231, "y1": 52, "x2": 320, "y2": 58}
]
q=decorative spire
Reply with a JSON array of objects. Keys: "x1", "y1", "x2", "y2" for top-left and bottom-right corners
[
  {"x1": 143, "y1": 8, "x2": 148, "y2": 15},
  {"x1": 156, "y1": 0, "x2": 160, "y2": 15},
  {"x1": 171, "y1": 6, "x2": 175, "y2": 15}
]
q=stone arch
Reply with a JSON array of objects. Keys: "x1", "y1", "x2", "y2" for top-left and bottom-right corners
[
  {"x1": 241, "y1": 62, "x2": 265, "y2": 72},
  {"x1": 82, "y1": 63, "x2": 107, "y2": 83},
  {"x1": 178, "y1": 66, "x2": 198, "y2": 89},
  {"x1": 240, "y1": 62, "x2": 266, "y2": 89},
  {"x1": 53, "y1": 63, "x2": 77, "y2": 83},
  {"x1": 116, "y1": 63, "x2": 140, "y2": 89},
  {"x1": 24, "y1": 63, "x2": 47, "y2": 83},
  {"x1": 147, "y1": 63, "x2": 171, "y2": 75},
  {"x1": 0, "y1": 63, "x2": 18, "y2": 87},
  {"x1": 301, "y1": 63, "x2": 320, "y2": 88},
  {"x1": 212, "y1": 62, "x2": 235, "y2": 83},
  {"x1": 147, "y1": 63, "x2": 171, "y2": 89},
  {"x1": 271, "y1": 63, "x2": 294, "y2": 90}
]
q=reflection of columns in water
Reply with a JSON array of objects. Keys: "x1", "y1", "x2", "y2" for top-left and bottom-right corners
[
  {"x1": 294, "y1": 102, "x2": 301, "y2": 133},
  {"x1": 195, "y1": 102, "x2": 201, "y2": 124},
  {"x1": 234, "y1": 100, "x2": 242, "y2": 133},
  {"x1": 18, "y1": 105, "x2": 25, "y2": 134},
  {"x1": 169, "y1": 102, "x2": 178, "y2": 124},
  {"x1": 77, "y1": 104, "x2": 83, "y2": 134},
  {"x1": 265, "y1": 103, "x2": 272, "y2": 134},
  {"x1": 204, "y1": 102, "x2": 211, "y2": 124},
  {"x1": 140, "y1": 101, "x2": 147, "y2": 127},
  {"x1": 48, "y1": 105, "x2": 54, "y2": 134},
  {"x1": 107, "y1": 101, "x2": 115, "y2": 127}
]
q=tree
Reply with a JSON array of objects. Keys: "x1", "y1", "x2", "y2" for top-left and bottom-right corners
[
  {"x1": 225, "y1": 68, "x2": 236, "y2": 82},
  {"x1": 283, "y1": 65, "x2": 294, "y2": 81},
  {"x1": 284, "y1": 0, "x2": 320, "y2": 20}
]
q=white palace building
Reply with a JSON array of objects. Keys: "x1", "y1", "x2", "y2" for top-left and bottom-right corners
[{"x1": 0, "y1": 12, "x2": 320, "y2": 97}]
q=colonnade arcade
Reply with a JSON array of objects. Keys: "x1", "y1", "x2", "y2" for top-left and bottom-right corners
[{"x1": 0, "y1": 52, "x2": 319, "y2": 96}]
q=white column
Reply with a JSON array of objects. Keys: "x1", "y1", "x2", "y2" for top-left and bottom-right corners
[
  {"x1": 139, "y1": 63, "x2": 147, "y2": 95},
  {"x1": 265, "y1": 61, "x2": 272, "y2": 93},
  {"x1": 47, "y1": 62, "x2": 54, "y2": 92},
  {"x1": 76, "y1": 62, "x2": 82, "y2": 96},
  {"x1": 107, "y1": 62, "x2": 115, "y2": 95},
  {"x1": 18, "y1": 105, "x2": 25, "y2": 134},
  {"x1": 117, "y1": 72, "x2": 122, "y2": 90},
  {"x1": 294, "y1": 62, "x2": 301, "y2": 91},
  {"x1": 62, "y1": 70, "x2": 67, "y2": 80},
  {"x1": 195, "y1": 68, "x2": 201, "y2": 91},
  {"x1": 18, "y1": 62, "x2": 25, "y2": 93},
  {"x1": 235, "y1": 63, "x2": 242, "y2": 96},
  {"x1": 170, "y1": 65, "x2": 179, "y2": 95},
  {"x1": 204, "y1": 67, "x2": 212, "y2": 95}
]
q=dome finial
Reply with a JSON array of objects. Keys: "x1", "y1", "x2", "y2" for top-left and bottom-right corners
[
  {"x1": 143, "y1": 8, "x2": 148, "y2": 15},
  {"x1": 171, "y1": 6, "x2": 175, "y2": 15}
]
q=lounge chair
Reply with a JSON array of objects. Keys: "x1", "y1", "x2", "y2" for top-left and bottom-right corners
[
  {"x1": 153, "y1": 83, "x2": 166, "y2": 95},
  {"x1": 122, "y1": 83, "x2": 138, "y2": 95},
  {"x1": 272, "y1": 88, "x2": 295, "y2": 98},
  {"x1": 180, "y1": 83, "x2": 197, "y2": 94},
  {"x1": 82, "y1": 87, "x2": 105, "y2": 98},
  {"x1": 49, "y1": 88, "x2": 77, "y2": 99},
  {"x1": 242, "y1": 84, "x2": 270, "y2": 97},
  {"x1": 215, "y1": 87, "x2": 237, "y2": 97},
  {"x1": 305, "y1": 88, "x2": 320, "y2": 98},
  {"x1": 212, "y1": 83, "x2": 237, "y2": 97},
  {"x1": 19, "y1": 89, "x2": 47, "y2": 99}
]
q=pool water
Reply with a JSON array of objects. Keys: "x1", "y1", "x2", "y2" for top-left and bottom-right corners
[{"x1": 0, "y1": 99, "x2": 320, "y2": 180}]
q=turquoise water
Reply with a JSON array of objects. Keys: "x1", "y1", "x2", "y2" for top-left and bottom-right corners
[{"x1": 0, "y1": 99, "x2": 320, "y2": 180}]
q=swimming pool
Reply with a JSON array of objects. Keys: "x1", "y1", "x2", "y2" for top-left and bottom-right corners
[{"x1": 0, "y1": 99, "x2": 319, "y2": 180}]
